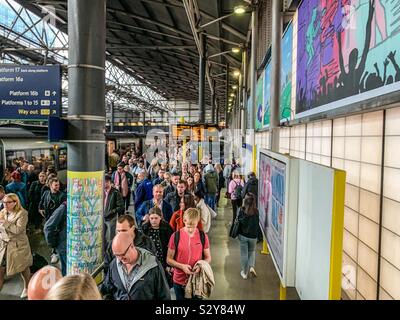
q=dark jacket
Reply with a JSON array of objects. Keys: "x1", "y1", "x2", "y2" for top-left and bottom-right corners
[
  {"x1": 136, "y1": 199, "x2": 173, "y2": 224},
  {"x1": 194, "y1": 181, "x2": 206, "y2": 195},
  {"x1": 44, "y1": 203, "x2": 67, "y2": 255},
  {"x1": 101, "y1": 247, "x2": 171, "y2": 300},
  {"x1": 39, "y1": 190, "x2": 67, "y2": 220},
  {"x1": 163, "y1": 184, "x2": 176, "y2": 199},
  {"x1": 242, "y1": 177, "x2": 259, "y2": 200},
  {"x1": 141, "y1": 220, "x2": 174, "y2": 267},
  {"x1": 28, "y1": 180, "x2": 45, "y2": 217},
  {"x1": 238, "y1": 208, "x2": 259, "y2": 239},
  {"x1": 165, "y1": 191, "x2": 189, "y2": 212},
  {"x1": 27, "y1": 172, "x2": 38, "y2": 191},
  {"x1": 134, "y1": 178, "x2": 153, "y2": 210},
  {"x1": 203, "y1": 170, "x2": 218, "y2": 194},
  {"x1": 104, "y1": 187, "x2": 124, "y2": 221},
  {"x1": 104, "y1": 229, "x2": 157, "y2": 276},
  {"x1": 152, "y1": 176, "x2": 164, "y2": 186},
  {"x1": 218, "y1": 171, "x2": 225, "y2": 190}
]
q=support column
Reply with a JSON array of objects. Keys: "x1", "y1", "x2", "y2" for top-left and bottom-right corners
[
  {"x1": 110, "y1": 102, "x2": 115, "y2": 133},
  {"x1": 225, "y1": 63, "x2": 230, "y2": 127},
  {"x1": 250, "y1": 9, "x2": 257, "y2": 171},
  {"x1": 211, "y1": 89, "x2": 216, "y2": 124},
  {"x1": 269, "y1": 0, "x2": 282, "y2": 152},
  {"x1": 142, "y1": 112, "x2": 146, "y2": 134},
  {"x1": 67, "y1": 0, "x2": 106, "y2": 275},
  {"x1": 198, "y1": 32, "x2": 206, "y2": 123},
  {"x1": 241, "y1": 49, "x2": 247, "y2": 137}
]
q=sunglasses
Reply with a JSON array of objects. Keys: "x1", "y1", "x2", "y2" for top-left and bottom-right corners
[{"x1": 114, "y1": 243, "x2": 132, "y2": 258}]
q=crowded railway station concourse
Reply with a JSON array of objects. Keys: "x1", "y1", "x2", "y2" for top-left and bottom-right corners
[{"x1": 0, "y1": 0, "x2": 400, "y2": 305}]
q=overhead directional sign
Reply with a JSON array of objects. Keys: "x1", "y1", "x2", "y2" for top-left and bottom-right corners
[{"x1": 0, "y1": 65, "x2": 61, "y2": 120}]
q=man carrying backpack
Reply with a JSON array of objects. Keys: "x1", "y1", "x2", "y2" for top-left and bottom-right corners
[
  {"x1": 203, "y1": 164, "x2": 218, "y2": 211},
  {"x1": 228, "y1": 171, "x2": 244, "y2": 227}
]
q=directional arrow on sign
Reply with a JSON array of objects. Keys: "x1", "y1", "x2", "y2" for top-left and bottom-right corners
[
  {"x1": 52, "y1": 91, "x2": 57, "y2": 96},
  {"x1": 52, "y1": 101, "x2": 57, "y2": 105}
]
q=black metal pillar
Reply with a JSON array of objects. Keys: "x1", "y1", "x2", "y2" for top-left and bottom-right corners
[
  {"x1": 270, "y1": 0, "x2": 282, "y2": 152},
  {"x1": 110, "y1": 102, "x2": 115, "y2": 133},
  {"x1": 67, "y1": 0, "x2": 106, "y2": 275},
  {"x1": 142, "y1": 112, "x2": 146, "y2": 133},
  {"x1": 199, "y1": 33, "x2": 206, "y2": 123},
  {"x1": 211, "y1": 84, "x2": 216, "y2": 124}
]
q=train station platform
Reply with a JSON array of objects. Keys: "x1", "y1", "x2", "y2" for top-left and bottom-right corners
[{"x1": 0, "y1": 191, "x2": 298, "y2": 300}]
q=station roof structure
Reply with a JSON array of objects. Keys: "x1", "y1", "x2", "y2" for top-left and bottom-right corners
[{"x1": 3, "y1": 0, "x2": 251, "y2": 120}]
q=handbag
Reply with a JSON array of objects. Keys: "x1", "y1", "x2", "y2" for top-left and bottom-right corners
[
  {"x1": 229, "y1": 208, "x2": 240, "y2": 239},
  {"x1": 224, "y1": 191, "x2": 231, "y2": 199}
]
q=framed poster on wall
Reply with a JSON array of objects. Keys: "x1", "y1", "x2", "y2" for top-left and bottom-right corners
[{"x1": 258, "y1": 149, "x2": 298, "y2": 286}]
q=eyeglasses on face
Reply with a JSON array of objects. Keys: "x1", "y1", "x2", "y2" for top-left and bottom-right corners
[
  {"x1": 3, "y1": 200, "x2": 16, "y2": 204},
  {"x1": 114, "y1": 243, "x2": 132, "y2": 258}
]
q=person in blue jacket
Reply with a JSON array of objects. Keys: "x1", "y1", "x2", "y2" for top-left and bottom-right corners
[
  {"x1": 136, "y1": 184, "x2": 173, "y2": 226},
  {"x1": 6, "y1": 171, "x2": 27, "y2": 209},
  {"x1": 134, "y1": 172, "x2": 153, "y2": 211},
  {"x1": 44, "y1": 201, "x2": 67, "y2": 276}
]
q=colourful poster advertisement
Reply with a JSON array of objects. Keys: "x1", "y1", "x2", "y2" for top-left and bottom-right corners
[
  {"x1": 255, "y1": 71, "x2": 264, "y2": 130},
  {"x1": 263, "y1": 63, "x2": 271, "y2": 127},
  {"x1": 296, "y1": 0, "x2": 400, "y2": 115},
  {"x1": 281, "y1": 23, "x2": 293, "y2": 120},
  {"x1": 67, "y1": 171, "x2": 103, "y2": 275},
  {"x1": 259, "y1": 152, "x2": 286, "y2": 277}
]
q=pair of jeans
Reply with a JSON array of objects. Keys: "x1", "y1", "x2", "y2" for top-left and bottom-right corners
[
  {"x1": 238, "y1": 234, "x2": 257, "y2": 274},
  {"x1": 59, "y1": 252, "x2": 67, "y2": 276},
  {"x1": 205, "y1": 194, "x2": 216, "y2": 211}
]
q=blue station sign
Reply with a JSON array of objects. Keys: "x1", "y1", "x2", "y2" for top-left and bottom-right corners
[{"x1": 0, "y1": 65, "x2": 61, "y2": 120}]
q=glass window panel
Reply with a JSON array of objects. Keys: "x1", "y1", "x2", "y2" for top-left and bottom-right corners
[
  {"x1": 313, "y1": 121, "x2": 322, "y2": 137},
  {"x1": 356, "y1": 267, "x2": 377, "y2": 300},
  {"x1": 362, "y1": 111, "x2": 383, "y2": 136},
  {"x1": 299, "y1": 137, "x2": 305, "y2": 152},
  {"x1": 333, "y1": 118, "x2": 345, "y2": 137},
  {"x1": 332, "y1": 157, "x2": 344, "y2": 170},
  {"x1": 345, "y1": 184, "x2": 360, "y2": 212},
  {"x1": 321, "y1": 137, "x2": 331, "y2": 156},
  {"x1": 322, "y1": 120, "x2": 332, "y2": 137},
  {"x1": 332, "y1": 137, "x2": 345, "y2": 158},
  {"x1": 357, "y1": 240, "x2": 378, "y2": 281},
  {"x1": 320, "y1": 156, "x2": 330, "y2": 167},
  {"x1": 343, "y1": 229, "x2": 358, "y2": 261},
  {"x1": 344, "y1": 207, "x2": 359, "y2": 237},
  {"x1": 380, "y1": 258, "x2": 400, "y2": 300},
  {"x1": 313, "y1": 137, "x2": 321, "y2": 155},
  {"x1": 381, "y1": 229, "x2": 400, "y2": 270},
  {"x1": 359, "y1": 189, "x2": 380, "y2": 224},
  {"x1": 360, "y1": 163, "x2": 381, "y2": 194},
  {"x1": 383, "y1": 167, "x2": 400, "y2": 202},
  {"x1": 345, "y1": 115, "x2": 362, "y2": 136},
  {"x1": 379, "y1": 287, "x2": 394, "y2": 300},
  {"x1": 382, "y1": 197, "x2": 400, "y2": 236},
  {"x1": 312, "y1": 154, "x2": 321, "y2": 164},
  {"x1": 385, "y1": 107, "x2": 400, "y2": 136},
  {"x1": 384, "y1": 136, "x2": 400, "y2": 169},
  {"x1": 344, "y1": 137, "x2": 361, "y2": 161},
  {"x1": 361, "y1": 136, "x2": 382, "y2": 165},
  {"x1": 358, "y1": 216, "x2": 379, "y2": 252},
  {"x1": 344, "y1": 160, "x2": 361, "y2": 187}
]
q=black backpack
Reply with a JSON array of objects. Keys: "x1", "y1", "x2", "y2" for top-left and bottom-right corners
[
  {"x1": 173, "y1": 229, "x2": 206, "y2": 260},
  {"x1": 233, "y1": 181, "x2": 243, "y2": 200}
]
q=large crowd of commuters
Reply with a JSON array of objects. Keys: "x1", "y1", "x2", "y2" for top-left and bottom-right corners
[{"x1": 0, "y1": 144, "x2": 261, "y2": 300}]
